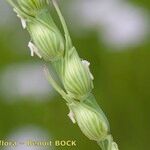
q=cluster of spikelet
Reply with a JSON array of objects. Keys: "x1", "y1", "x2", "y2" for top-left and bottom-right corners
[{"x1": 7, "y1": 0, "x2": 119, "y2": 150}]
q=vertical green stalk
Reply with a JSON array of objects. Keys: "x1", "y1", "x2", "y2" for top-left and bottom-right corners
[
  {"x1": 97, "y1": 135, "x2": 119, "y2": 150},
  {"x1": 52, "y1": 0, "x2": 72, "y2": 50},
  {"x1": 6, "y1": 1, "x2": 119, "y2": 150}
]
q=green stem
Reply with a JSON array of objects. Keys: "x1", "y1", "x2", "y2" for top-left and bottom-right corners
[
  {"x1": 97, "y1": 135, "x2": 119, "y2": 150},
  {"x1": 7, "y1": 0, "x2": 17, "y2": 8},
  {"x1": 43, "y1": 66, "x2": 72, "y2": 103},
  {"x1": 7, "y1": 0, "x2": 34, "y2": 19},
  {"x1": 51, "y1": 0, "x2": 72, "y2": 50}
]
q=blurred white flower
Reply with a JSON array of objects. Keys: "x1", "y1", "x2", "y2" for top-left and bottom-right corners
[
  {"x1": 67, "y1": 0, "x2": 149, "y2": 49},
  {"x1": 0, "y1": 63, "x2": 55, "y2": 102},
  {"x1": 4, "y1": 126, "x2": 53, "y2": 150}
]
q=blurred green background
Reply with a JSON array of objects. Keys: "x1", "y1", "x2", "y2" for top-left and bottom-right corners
[{"x1": 0, "y1": 0, "x2": 150, "y2": 150}]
